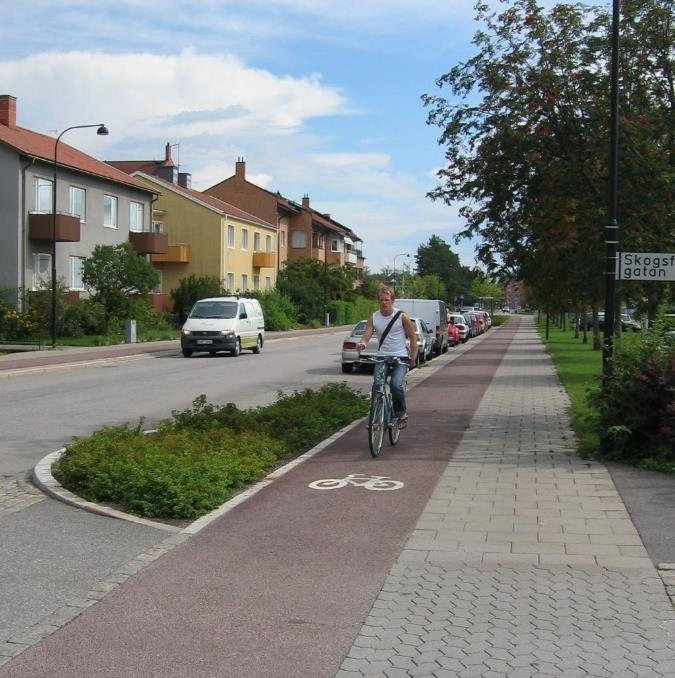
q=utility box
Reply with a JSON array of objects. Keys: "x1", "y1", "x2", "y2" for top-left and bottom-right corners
[{"x1": 124, "y1": 319, "x2": 137, "y2": 343}]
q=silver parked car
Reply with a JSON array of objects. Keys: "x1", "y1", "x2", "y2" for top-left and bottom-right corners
[
  {"x1": 410, "y1": 317, "x2": 432, "y2": 365},
  {"x1": 340, "y1": 318, "x2": 415, "y2": 373}
]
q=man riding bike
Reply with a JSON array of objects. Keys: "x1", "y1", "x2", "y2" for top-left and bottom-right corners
[{"x1": 357, "y1": 283, "x2": 417, "y2": 427}]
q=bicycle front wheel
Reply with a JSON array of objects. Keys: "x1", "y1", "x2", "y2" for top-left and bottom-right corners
[
  {"x1": 368, "y1": 394, "x2": 385, "y2": 457},
  {"x1": 388, "y1": 415, "x2": 401, "y2": 446}
]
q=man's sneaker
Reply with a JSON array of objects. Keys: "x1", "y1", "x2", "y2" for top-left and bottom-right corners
[{"x1": 398, "y1": 413, "x2": 408, "y2": 429}]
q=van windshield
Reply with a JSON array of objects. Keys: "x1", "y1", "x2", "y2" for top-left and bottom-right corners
[{"x1": 190, "y1": 301, "x2": 238, "y2": 319}]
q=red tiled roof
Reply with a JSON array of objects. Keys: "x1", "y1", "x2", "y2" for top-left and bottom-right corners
[
  {"x1": 0, "y1": 124, "x2": 155, "y2": 194},
  {"x1": 133, "y1": 172, "x2": 277, "y2": 230}
]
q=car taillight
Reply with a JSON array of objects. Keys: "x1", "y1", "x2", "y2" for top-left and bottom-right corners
[{"x1": 343, "y1": 341, "x2": 357, "y2": 349}]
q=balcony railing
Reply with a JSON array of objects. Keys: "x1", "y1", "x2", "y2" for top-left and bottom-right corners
[
  {"x1": 252, "y1": 252, "x2": 275, "y2": 268},
  {"x1": 345, "y1": 251, "x2": 358, "y2": 265},
  {"x1": 129, "y1": 230, "x2": 169, "y2": 255},
  {"x1": 152, "y1": 244, "x2": 190, "y2": 263},
  {"x1": 28, "y1": 212, "x2": 80, "y2": 242}
]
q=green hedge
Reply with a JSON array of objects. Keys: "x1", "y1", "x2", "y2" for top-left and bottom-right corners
[
  {"x1": 54, "y1": 383, "x2": 369, "y2": 519},
  {"x1": 327, "y1": 297, "x2": 377, "y2": 326}
]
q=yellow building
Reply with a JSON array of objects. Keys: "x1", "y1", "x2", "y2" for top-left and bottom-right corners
[{"x1": 132, "y1": 172, "x2": 277, "y2": 303}]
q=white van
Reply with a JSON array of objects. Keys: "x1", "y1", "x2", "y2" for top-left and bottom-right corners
[
  {"x1": 180, "y1": 297, "x2": 265, "y2": 358},
  {"x1": 395, "y1": 299, "x2": 449, "y2": 356}
]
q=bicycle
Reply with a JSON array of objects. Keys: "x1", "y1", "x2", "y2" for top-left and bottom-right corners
[{"x1": 368, "y1": 356, "x2": 407, "y2": 458}]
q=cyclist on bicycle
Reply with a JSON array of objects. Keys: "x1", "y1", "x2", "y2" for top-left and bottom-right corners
[{"x1": 357, "y1": 283, "x2": 417, "y2": 427}]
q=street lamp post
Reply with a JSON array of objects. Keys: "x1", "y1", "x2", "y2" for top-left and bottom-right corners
[
  {"x1": 602, "y1": 0, "x2": 620, "y2": 375},
  {"x1": 51, "y1": 123, "x2": 108, "y2": 348},
  {"x1": 392, "y1": 253, "x2": 410, "y2": 291}
]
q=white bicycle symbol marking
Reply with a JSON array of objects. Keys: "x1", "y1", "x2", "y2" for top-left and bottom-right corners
[{"x1": 308, "y1": 473, "x2": 404, "y2": 491}]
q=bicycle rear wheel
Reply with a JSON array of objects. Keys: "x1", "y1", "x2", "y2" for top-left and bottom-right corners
[{"x1": 368, "y1": 393, "x2": 385, "y2": 457}]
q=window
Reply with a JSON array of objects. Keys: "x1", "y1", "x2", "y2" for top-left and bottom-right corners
[
  {"x1": 265, "y1": 235, "x2": 272, "y2": 253},
  {"x1": 103, "y1": 195, "x2": 118, "y2": 227},
  {"x1": 129, "y1": 201, "x2": 144, "y2": 232},
  {"x1": 35, "y1": 178, "x2": 52, "y2": 213},
  {"x1": 312, "y1": 232, "x2": 324, "y2": 249},
  {"x1": 228, "y1": 224, "x2": 235, "y2": 248},
  {"x1": 331, "y1": 238, "x2": 342, "y2": 252},
  {"x1": 241, "y1": 228, "x2": 249, "y2": 250},
  {"x1": 241, "y1": 273, "x2": 248, "y2": 291},
  {"x1": 34, "y1": 253, "x2": 51, "y2": 288},
  {"x1": 280, "y1": 231, "x2": 286, "y2": 249},
  {"x1": 253, "y1": 232, "x2": 261, "y2": 252},
  {"x1": 69, "y1": 187, "x2": 86, "y2": 221},
  {"x1": 291, "y1": 230, "x2": 306, "y2": 248},
  {"x1": 227, "y1": 272, "x2": 235, "y2": 292},
  {"x1": 253, "y1": 274, "x2": 260, "y2": 290},
  {"x1": 69, "y1": 256, "x2": 85, "y2": 290},
  {"x1": 265, "y1": 276, "x2": 272, "y2": 290}
]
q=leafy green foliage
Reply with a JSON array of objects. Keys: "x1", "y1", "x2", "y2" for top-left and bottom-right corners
[
  {"x1": 55, "y1": 426, "x2": 282, "y2": 519},
  {"x1": 55, "y1": 384, "x2": 369, "y2": 519},
  {"x1": 247, "y1": 289, "x2": 299, "y2": 330},
  {"x1": 82, "y1": 242, "x2": 159, "y2": 332},
  {"x1": 590, "y1": 325, "x2": 675, "y2": 465},
  {"x1": 414, "y1": 235, "x2": 475, "y2": 302},
  {"x1": 170, "y1": 275, "x2": 224, "y2": 323},
  {"x1": 277, "y1": 258, "x2": 356, "y2": 323}
]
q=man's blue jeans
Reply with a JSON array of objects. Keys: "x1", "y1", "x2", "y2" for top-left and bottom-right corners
[{"x1": 373, "y1": 357, "x2": 408, "y2": 416}]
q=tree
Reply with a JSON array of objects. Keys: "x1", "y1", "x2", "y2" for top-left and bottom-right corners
[
  {"x1": 82, "y1": 242, "x2": 159, "y2": 332},
  {"x1": 469, "y1": 275, "x2": 503, "y2": 311},
  {"x1": 423, "y1": 0, "x2": 674, "y2": 322},
  {"x1": 277, "y1": 258, "x2": 356, "y2": 323},
  {"x1": 171, "y1": 275, "x2": 224, "y2": 323},
  {"x1": 415, "y1": 235, "x2": 475, "y2": 301}
]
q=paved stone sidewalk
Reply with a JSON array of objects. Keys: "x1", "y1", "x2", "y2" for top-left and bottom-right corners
[
  {"x1": 337, "y1": 317, "x2": 675, "y2": 677},
  {"x1": 0, "y1": 475, "x2": 44, "y2": 516}
]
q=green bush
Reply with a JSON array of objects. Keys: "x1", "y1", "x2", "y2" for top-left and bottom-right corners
[
  {"x1": 248, "y1": 289, "x2": 299, "y2": 331},
  {"x1": 590, "y1": 324, "x2": 675, "y2": 467},
  {"x1": 55, "y1": 426, "x2": 282, "y2": 519},
  {"x1": 171, "y1": 275, "x2": 224, "y2": 323},
  {"x1": 55, "y1": 384, "x2": 369, "y2": 519},
  {"x1": 61, "y1": 299, "x2": 107, "y2": 337},
  {"x1": 327, "y1": 297, "x2": 377, "y2": 326}
]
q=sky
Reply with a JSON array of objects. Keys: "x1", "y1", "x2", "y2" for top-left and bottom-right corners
[{"x1": 2, "y1": 0, "x2": 541, "y2": 273}]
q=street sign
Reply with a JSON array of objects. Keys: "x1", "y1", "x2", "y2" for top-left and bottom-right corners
[{"x1": 616, "y1": 252, "x2": 675, "y2": 281}]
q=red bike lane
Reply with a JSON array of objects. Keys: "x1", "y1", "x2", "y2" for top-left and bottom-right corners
[{"x1": 2, "y1": 320, "x2": 519, "y2": 678}]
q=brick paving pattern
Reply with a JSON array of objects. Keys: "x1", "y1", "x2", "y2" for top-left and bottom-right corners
[
  {"x1": 337, "y1": 317, "x2": 675, "y2": 677},
  {"x1": 0, "y1": 475, "x2": 44, "y2": 515}
]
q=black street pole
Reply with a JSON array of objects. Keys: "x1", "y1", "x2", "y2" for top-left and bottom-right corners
[
  {"x1": 603, "y1": 0, "x2": 620, "y2": 375},
  {"x1": 51, "y1": 123, "x2": 108, "y2": 348}
]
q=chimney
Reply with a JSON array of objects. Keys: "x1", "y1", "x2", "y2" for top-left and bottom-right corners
[
  {"x1": 178, "y1": 172, "x2": 192, "y2": 189},
  {"x1": 235, "y1": 157, "x2": 246, "y2": 180},
  {"x1": 302, "y1": 194, "x2": 310, "y2": 208},
  {"x1": 0, "y1": 95, "x2": 16, "y2": 128},
  {"x1": 163, "y1": 142, "x2": 176, "y2": 167}
]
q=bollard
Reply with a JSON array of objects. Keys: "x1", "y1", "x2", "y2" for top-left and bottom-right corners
[{"x1": 124, "y1": 319, "x2": 137, "y2": 343}]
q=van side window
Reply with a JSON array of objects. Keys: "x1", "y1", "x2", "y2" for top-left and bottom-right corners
[{"x1": 239, "y1": 303, "x2": 247, "y2": 318}]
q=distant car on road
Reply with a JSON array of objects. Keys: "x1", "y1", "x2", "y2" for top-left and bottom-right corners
[{"x1": 579, "y1": 312, "x2": 641, "y2": 333}]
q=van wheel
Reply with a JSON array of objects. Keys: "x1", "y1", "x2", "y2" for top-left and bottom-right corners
[
  {"x1": 341, "y1": 362, "x2": 352, "y2": 374},
  {"x1": 182, "y1": 349, "x2": 192, "y2": 358},
  {"x1": 231, "y1": 338, "x2": 241, "y2": 357},
  {"x1": 252, "y1": 335, "x2": 263, "y2": 354}
]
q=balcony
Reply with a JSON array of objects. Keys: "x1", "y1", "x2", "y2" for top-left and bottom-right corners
[
  {"x1": 129, "y1": 230, "x2": 169, "y2": 255},
  {"x1": 152, "y1": 244, "x2": 190, "y2": 264},
  {"x1": 252, "y1": 252, "x2": 275, "y2": 268},
  {"x1": 28, "y1": 212, "x2": 80, "y2": 242},
  {"x1": 345, "y1": 251, "x2": 358, "y2": 265}
]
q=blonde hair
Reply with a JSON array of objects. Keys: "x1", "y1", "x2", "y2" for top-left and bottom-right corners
[{"x1": 377, "y1": 283, "x2": 395, "y2": 301}]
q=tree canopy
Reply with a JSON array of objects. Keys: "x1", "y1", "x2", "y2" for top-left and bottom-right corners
[
  {"x1": 423, "y1": 0, "x2": 674, "y2": 316},
  {"x1": 82, "y1": 242, "x2": 159, "y2": 330}
]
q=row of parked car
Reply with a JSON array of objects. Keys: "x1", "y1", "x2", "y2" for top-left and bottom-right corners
[{"x1": 341, "y1": 307, "x2": 492, "y2": 374}]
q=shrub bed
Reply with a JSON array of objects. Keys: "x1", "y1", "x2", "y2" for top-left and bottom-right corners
[{"x1": 54, "y1": 383, "x2": 369, "y2": 519}]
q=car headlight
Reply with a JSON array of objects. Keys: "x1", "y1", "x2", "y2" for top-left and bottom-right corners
[
  {"x1": 220, "y1": 329, "x2": 236, "y2": 336},
  {"x1": 181, "y1": 329, "x2": 191, "y2": 336}
]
